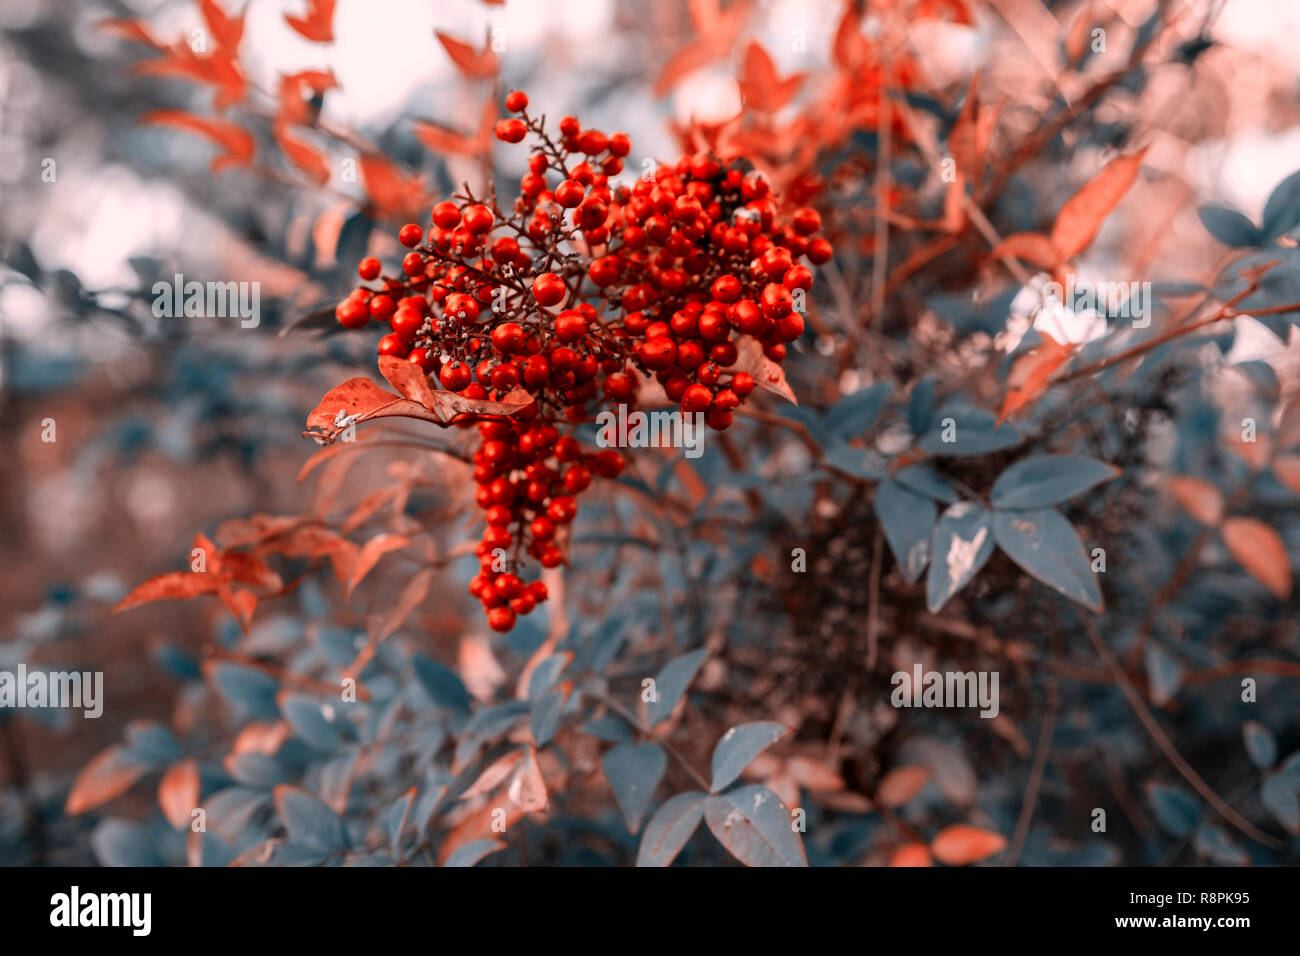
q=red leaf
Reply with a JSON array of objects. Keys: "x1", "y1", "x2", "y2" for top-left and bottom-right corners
[
  {"x1": 833, "y1": 6, "x2": 872, "y2": 72},
  {"x1": 930, "y1": 824, "x2": 1007, "y2": 864},
  {"x1": 274, "y1": 122, "x2": 331, "y2": 184},
  {"x1": 1273, "y1": 454, "x2": 1300, "y2": 494},
  {"x1": 221, "y1": 551, "x2": 284, "y2": 591},
  {"x1": 1050, "y1": 148, "x2": 1149, "y2": 260},
  {"x1": 1222, "y1": 517, "x2": 1292, "y2": 599},
  {"x1": 412, "y1": 98, "x2": 496, "y2": 158},
  {"x1": 733, "y1": 336, "x2": 797, "y2": 404},
  {"x1": 159, "y1": 759, "x2": 201, "y2": 829},
  {"x1": 304, "y1": 377, "x2": 444, "y2": 443},
  {"x1": 997, "y1": 330, "x2": 1075, "y2": 424},
  {"x1": 138, "y1": 110, "x2": 255, "y2": 172},
  {"x1": 113, "y1": 570, "x2": 220, "y2": 613},
  {"x1": 435, "y1": 31, "x2": 498, "y2": 80},
  {"x1": 66, "y1": 746, "x2": 148, "y2": 815},
  {"x1": 284, "y1": 0, "x2": 335, "y2": 43},
  {"x1": 217, "y1": 586, "x2": 258, "y2": 632}
]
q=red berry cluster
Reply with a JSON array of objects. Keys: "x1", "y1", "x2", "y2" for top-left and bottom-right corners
[{"x1": 334, "y1": 91, "x2": 832, "y2": 631}]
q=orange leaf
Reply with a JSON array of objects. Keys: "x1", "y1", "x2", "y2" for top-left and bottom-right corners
[
  {"x1": 1166, "y1": 476, "x2": 1224, "y2": 526},
  {"x1": 1273, "y1": 454, "x2": 1300, "y2": 494},
  {"x1": 198, "y1": 0, "x2": 246, "y2": 52},
  {"x1": 889, "y1": 843, "x2": 933, "y2": 867},
  {"x1": 1222, "y1": 517, "x2": 1292, "y2": 599},
  {"x1": 274, "y1": 122, "x2": 331, "y2": 184},
  {"x1": 435, "y1": 31, "x2": 498, "y2": 80},
  {"x1": 217, "y1": 587, "x2": 258, "y2": 632},
  {"x1": 359, "y1": 153, "x2": 430, "y2": 220},
  {"x1": 997, "y1": 331, "x2": 1075, "y2": 424},
  {"x1": 1050, "y1": 148, "x2": 1149, "y2": 260},
  {"x1": 284, "y1": 0, "x2": 335, "y2": 43},
  {"x1": 930, "y1": 824, "x2": 1007, "y2": 865},
  {"x1": 159, "y1": 759, "x2": 201, "y2": 829},
  {"x1": 66, "y1": 746, "x2": 148, "y2": 815},
  {"x1": 133, "y1": 48, "x2": 247, "y2": 110},
  {"x1": 278, "y1": 69, "x2": 339, "y2": 126},
  {"x1": 989, "y1": 232, "x2": 1059, "y2": 271},
  {"x1": 738, "y1": 42, "x2": 803, "y2": 112},
  {"x1": 138, "y1": 110, "x2": 255, "y2": 172},
  {"x1": 833, "y1": 5, "x2": 871, "y2": 72},
  {"x1": 877, "y1": 765, "x2": 931, "y2": 807},
  {"x1": 346, "y1": 533, "x2": 411, "y2": 597},
  {"x1": 113, "y1": 570, "x2": 220, "y2": 613},
  {"x1": 98, "y1": 18, "x2": 162, "y2": 49}
]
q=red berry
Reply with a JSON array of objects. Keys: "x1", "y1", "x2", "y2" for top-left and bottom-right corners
[
  {"x1": 730, "y1": 372, "x2": 755, "y2": 397},
  {"x1": 399, "y1": 223, "x2": 424, "y2": 247},
  {"x1": 554, "y1": 310, "x2": 587, "y2": 343},
  {"x1": 547, "y1": 495, "x2": 578, "y2": 524},
  {"x1": 358, "y1": 256, "x2": 381, "y2": 281},
  {"x1": 776, "y1": 312, "x2": 805, "y2": 342},
  {"x1": 445, "y1": 293, "x2": 480, "y2": 325},
  {"x1": 710, "y1": 274, "x2": 742, "y2": 303},
  {"x1": 681, "y1": 383, "x2": 713, "y2": 413},
  {"x1": 807, "y1": 237, "x2": 833, "y2": 264},
  {"x1": 638, "y1": 336, "x2": 677, "y2": 371},
  {"x1": 402, "y1": 252, "x2": 425, "y2": 277},
  {"x1": 391, "y1": 308, "x2": 423, "y2": 340},
  {"x1": 335, "y1": 297, "x2": 369, "y2": 329},
  {"x1": 554, "y1": 179, "x2": 585, "y2": 208},
  {"x1": 377, "y1": 333, "x2": 409, "y2": 358},
  {"x1": 432, "y1": 201, "x2": 461, "y2": 229},
  {"x1": 495, "y1": 118, "x2": 527, "y2": 143},
  {"x1": 761, "y1": 283, "x2": 794, "y2": 319},
  {"x1": 369, "y1": 294, "x2": 396, "y2": 322},
  {"x1": 491, "y1": 322, "x2": 525, "y2": 355},
  {"x1": 530, "y1": 515, "x2": 556, "y2": 540},
  {"x1": 592, "y1": 449, "x2": 624, "y2": 478},
  {"x1": 439, "y1": 360, "x2": 471, "y2": 390},
  {"x1": 563, "y1": 464, "x2": 592, "y2": 493},
  {"x1": 408, "y1": 347, "x2": 438, "y2": 372},
  {"x1": 487, "y1": 605, "x2": 517, "y2": 632},
  {"x1": 505, "y1": 90, "x2": 528, "y2": 113},
  {"x1": 462, "y1": 204, "x2": 494, "y2": 234},
  {"x1": 791, "y1": 206, "x2": 822, "y2": 236},
  {"x1": 532, "y1": 273, "x2": 567, "y2": 307}
]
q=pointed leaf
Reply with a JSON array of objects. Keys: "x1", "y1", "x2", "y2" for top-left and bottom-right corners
[{"x1": 993, "y1": 507, "x2": 1102, "y2": 611}]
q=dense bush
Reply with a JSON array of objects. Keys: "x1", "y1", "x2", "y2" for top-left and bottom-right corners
[{"x1": 3, "y1": 0, "x2": 1299, "y2": 867}]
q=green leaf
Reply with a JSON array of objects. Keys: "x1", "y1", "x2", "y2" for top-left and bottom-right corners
[
  {"x1": 1261, "y1": 772, "x2": 1300, "y2": 833},
  {"x1": 894, "y1": 464, "x2": 959, "y2": 504},
  {"x1": 710, "y1": 722, "x2": 789, "y2": 793},
  {"x1": 1262, "y1": 168, "x2": 1300, "y2": 239},
  {"x1": 530, "y1": 687, "x2": 568, "y2": 747},
  {"x1": 1243, "y1": 721, "x2": 1277, "y2": 769},
  {"x1": 444, "y1": 838, "x2": 505, "y2": 867},
  {"x1": 822, "y1": 444, "x2": 886, "y2": 481},
  {"x1": 647, "y1": 648, "x2": 709, "y2": 727},
  {"x1": 875, "y1": 479, "x2": 936, "y2": 583},
  {"x1": 636, "y1": 791, "x2": 706, "y2": 867},
  {"x1": 602, "y1": 742, "x2": 667, "y2": 832},
  {"x1": 1144, "y1": 644, "x2": 1183, "y2": 706},
  {"x1": 826, "y1": 383, "x2": 891, "y2": 439},
  {"x1": 1193, "y1": 823, "x2": 1249, "y2": 865},
  {"x1": 282, "y1": 695, "x2": 346, "y2": 750},
  {"x1": 579, "y1": 716, "x2": 635, "y2": 744},
  {"x1": 992, "y1": 508, "x2": 1103, "y2": 612},
  {"x1": 273, "y1": 785, "x2": 348, "y2": 853},
  {"x1": 926, "y1": 502, "x2": 995, "y2": 612},
  {"x1": 1146, "y1": 782, "x2": 1199, "y2": 838},
  {"x1": 703, "y1": 784, "x2": 807, "y2": 867},
  {"x1": 412, "y1": 654, "x2": 471, "y2": 714},
  {"x1": 1197, "y1": 204, "x2": 1262, "y2": 247},
  {"x1": 990, "y1": 454, "x2": 1119, "y2": 510}
]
